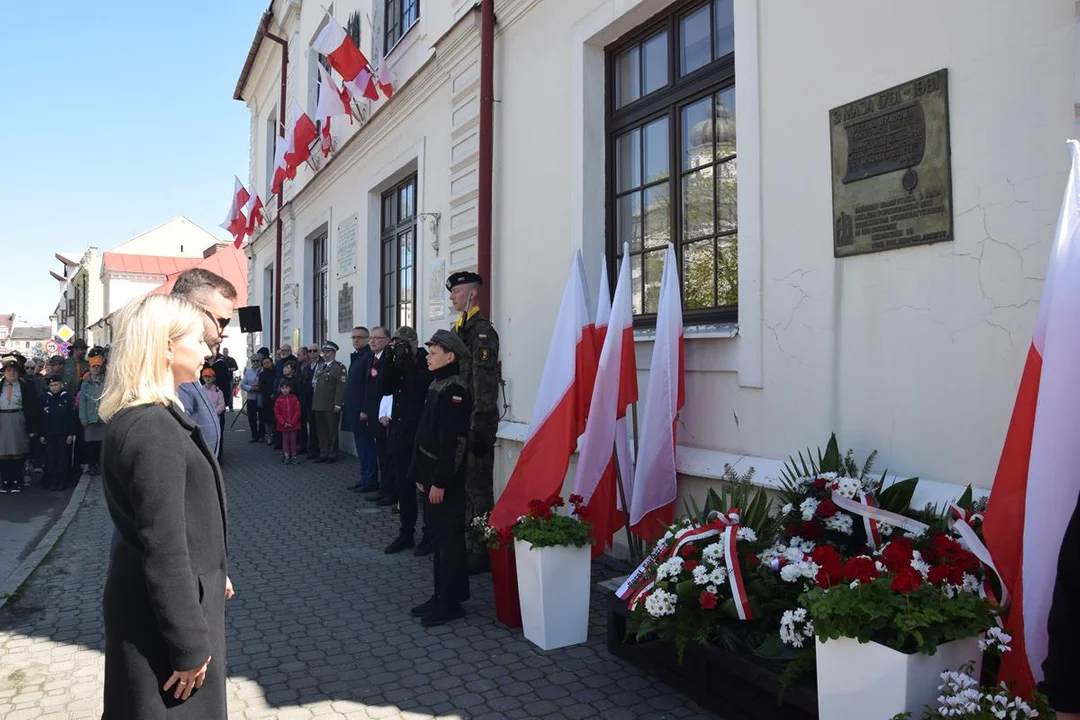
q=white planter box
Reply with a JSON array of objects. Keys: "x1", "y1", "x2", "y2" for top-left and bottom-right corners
[
  {"x1": 816, "y1": 635, "x2": 982, "y2": 719},
  {"x1": 514, "y1": 539, "x2": 591, "y2": 650}
]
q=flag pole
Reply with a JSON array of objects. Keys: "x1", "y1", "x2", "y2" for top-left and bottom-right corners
[{"x1": 612, "y1": 440, "x2": 641, "y2": 564}]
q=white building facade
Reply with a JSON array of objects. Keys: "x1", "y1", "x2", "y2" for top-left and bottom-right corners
[{"x1": 237, "y1": 0, "x2": 1077, "y2": 507}]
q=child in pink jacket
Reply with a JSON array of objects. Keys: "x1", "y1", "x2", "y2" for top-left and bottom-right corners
[{"x1": 274, "y1": 379, "x2": 301, "y2": 464}]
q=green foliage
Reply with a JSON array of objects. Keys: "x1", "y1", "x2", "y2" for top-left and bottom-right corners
[
  {"x1": 512, "y1": 514, "x2": 593, "y2": 549},
  {"x1": 801, "y1": 578, "x2": 995, "y2": 655}
]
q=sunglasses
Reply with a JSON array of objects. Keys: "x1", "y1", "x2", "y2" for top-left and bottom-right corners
[{"x1": 202, "y1": 310, "x2": 230, "y2": 338}]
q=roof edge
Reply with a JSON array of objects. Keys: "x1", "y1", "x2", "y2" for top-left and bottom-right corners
[{"x1": 234, "y1": 8, "x2": 274, "y2": 102}]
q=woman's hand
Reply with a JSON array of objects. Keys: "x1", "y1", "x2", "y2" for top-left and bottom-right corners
[
  {"x1": 429, "y1": 486, "x2": 445, "y2": 504},
  {"x1": 225, "y1": 576, "x2": 235, "y2": 600},
  {"x1": 163, "y1": 656, "x2": 210, "y2": 700}
]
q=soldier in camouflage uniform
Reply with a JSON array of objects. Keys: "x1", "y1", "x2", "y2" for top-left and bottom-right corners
[{"x1": 447, "y1": 271, "x2": 500, "y2": 575}]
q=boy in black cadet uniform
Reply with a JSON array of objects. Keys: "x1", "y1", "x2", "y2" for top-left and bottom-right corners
[
  {"x1": 40, "y1": 374, "x2": 76, "y2": 491},
  {"x1": 408, "y1": 330, "x2": 473, "y2": 626},
  {"x1": 1042, "y1": 497, "x2": 1080, "y2": 720}
]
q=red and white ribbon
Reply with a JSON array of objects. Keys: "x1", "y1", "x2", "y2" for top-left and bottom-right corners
[
  {"x1": 831, "y1": 490, "x2": 930, "y2": 538},
  {"x1": 947, "y1": 503, "x2": 1009, "y2": 609}
]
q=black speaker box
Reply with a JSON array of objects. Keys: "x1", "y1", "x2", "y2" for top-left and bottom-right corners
[{"x1": 237, "y1": 306, "x2": 263, "y2": 333}]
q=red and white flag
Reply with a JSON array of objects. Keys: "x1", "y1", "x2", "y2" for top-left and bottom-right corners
[
  {"x1": 629, "y1": 244, "x2": 685, "y2": 542},
  {"x1": 984, "y1": 139, "x2": 1080, "y2": 697},
  {"x1": 572, "y1": 244, "x2": 639, "y2": 555},
  {"x1": 219, "y1": 177, "x2": 249, "y2": 245},
  {"x1": 270, "y1": 128, "x2": 289, "y2": 195},
  {"x1": 376, "y1": 54, "x2": 395, "y2": 98},
  {"x1": 315, "y1": 64, "x2": 352, "y2": 157},
  {"x1": 489, "y1": 252, "x2": 595, "y2": 531},
  {"x1": 243, "y1": 187, "x2": 265, "y2": 241},
  {"x1": 284, "y1": 103, "x2": 318, "y2": 174},
  {"x1": 311, "y1": 13, "x2": 371, "y2": 82}
]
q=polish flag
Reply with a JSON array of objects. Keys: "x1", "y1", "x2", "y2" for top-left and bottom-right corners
[
  {"x1": 376, "y1": 54, "x2": 395, "y2": 98},
  {"x1": 572, "y1": 244, "x2": 639, "y2": 555},
  {"x1": 270, "y1": 135, "x2": 289, "y2": 195},
  {"x1": 243, "y1": 188, "x2": 265, "y2": 241},
  {"x1": 219, "y1": 177, "x2": 249, "y2": 245},
  {"x1": 344, "y1": 67, "x2": 379, "y2": 102},
  {"x1": 284, "y1": 102, "x2": 318, "y2": 174},
  {"x1": 315, "y1": 64, "x2": 352, "y2": 157},
  {"x1": 984, "y1": 139, "x2": 1080, "y2": 697},
  {"x1": 489, "y1": 252, "x2": 595, "y2": 531},
  {"x1": 629, "y1": 244, "x2": 685, "y2": 542},
  {"x1": 311, "y1": 13, "x2": 371, "y2": 82}
]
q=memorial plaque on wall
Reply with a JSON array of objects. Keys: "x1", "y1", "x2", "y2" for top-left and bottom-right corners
[{"x1": 830, "y1": 69, "x2": 953, "y2": 258}]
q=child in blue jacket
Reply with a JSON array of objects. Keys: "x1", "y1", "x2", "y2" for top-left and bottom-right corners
[{"x1": 40, "y1": 374, "x2": 76, "y2": 491}]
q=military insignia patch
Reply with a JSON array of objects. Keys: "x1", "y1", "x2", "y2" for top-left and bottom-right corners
[{"x1": 480, "y1": 349, "x2": 489, "y2": 362}]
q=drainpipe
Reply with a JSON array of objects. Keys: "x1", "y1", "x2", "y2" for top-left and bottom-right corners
[
  {"x1": 477, "y1": 0, "x2": 494, "y2": 315},
  {"x1": 260, "y1": 23, "x2": 288, "y2": 348}
]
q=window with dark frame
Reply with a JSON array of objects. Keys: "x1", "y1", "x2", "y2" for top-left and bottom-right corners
[
  {"x1": 384, "y1": 0, "x2": 419, "y2": 52},
  {"x1": 607, "y1": 0, "x2": 736, "y2": 322},
  {"x1": 312, "y1": 233, "x2": 329, "y2": 346},
  {"x1": 380, "y1": 175, "x2": 417, "y2": 330}
]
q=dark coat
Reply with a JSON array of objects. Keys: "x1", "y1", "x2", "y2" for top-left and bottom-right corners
[
  {"x1": 408, "y1": 362, "x2": 472, "y2": 492},
  {"x1": 1042, "y1": 497, "x2": 1080, "y2": 712},
  {"x1": 101, "y1": 403, "x2": 228, "y2": 719},
  {"x1": 360, "y1": 351, "x2": 388, "y2": 439},
  {"x1": 376, "y1": 346, "x2": 431, "y2": 438},
  {"x1": 40, "y1": 390, "x2": 76, "y2": 437},
  {"x1": 343, "y1": 347, "x2": 372, "y2": 431}
]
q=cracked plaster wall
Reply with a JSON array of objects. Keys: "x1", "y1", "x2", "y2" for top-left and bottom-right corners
[{"x1": 681, "y1": 0, "x2": 1075, "y2": 489}]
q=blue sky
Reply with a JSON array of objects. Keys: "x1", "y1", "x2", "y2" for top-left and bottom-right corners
[{"x1": 0, "y1": 0, "x2": 267, "y2": 324}]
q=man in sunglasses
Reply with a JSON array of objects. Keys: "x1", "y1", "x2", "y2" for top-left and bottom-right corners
[{"x1": 171, "y1": 269, "x2": 239, "y2": 459}]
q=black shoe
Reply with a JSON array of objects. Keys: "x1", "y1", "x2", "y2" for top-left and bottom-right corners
[
  {"x1": 314, "y1": 457, "x2": 327, "y2": 464},
  {"x1": 348, "y1": 481, "x2": 366, "y2": 491},
  {"x1": 467, "y1": 552, "x2": 491, "y2": 576},
  {"x1": 384, "y1": 535, "x2": 415, "y2": 554},
  {"x1": 422, "y1": 603, "x2": 465, "y2": 627},
  {"x1": 376, "y1": 496, "x2": 397, "y2": 507},
  {"x1": 414, "y1": 536, "x2": 433, "y2": 557},
  {"x1": 410, "y1": 596, "x2": 440, "y2": 617}
]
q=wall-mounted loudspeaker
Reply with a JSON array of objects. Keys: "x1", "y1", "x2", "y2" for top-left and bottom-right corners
[{"x1": 237, "y1": 306, "x2": 263, "y2": 333}]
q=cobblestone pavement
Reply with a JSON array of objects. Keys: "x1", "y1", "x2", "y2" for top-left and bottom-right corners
[{"x1": 0, "y1": 419, "x2": 715, "y2": 719}]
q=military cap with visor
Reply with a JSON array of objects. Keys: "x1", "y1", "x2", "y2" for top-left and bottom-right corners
[{"x1": 425, "y1": 329, "x2": 469, "y2": 360}]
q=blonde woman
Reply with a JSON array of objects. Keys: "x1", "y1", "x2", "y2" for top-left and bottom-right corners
[{"x1": 99, "y1": 295, "x2": 231, "y2": 719}]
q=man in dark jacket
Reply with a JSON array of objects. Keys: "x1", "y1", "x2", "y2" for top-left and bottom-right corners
[
  {"x1": 361, "y1": 327, "x2": 393, "y2": 504},
  {"x1": 40, "y1": 374, "x2": 76, "y2": 491},
  {"x1": 171, "y1": 269, "x2": 239, "y2": 457},
  {"x1": 344, "y1": 327, "x2": 374, "y2": 489},
  {"x1": 301, "y1": 343, "x2": 322, "y2": 459},
  {"x1": 408, "y1": 330, "x2": 473, "y2": 627},
  {"x1": 1042, "y1": 497, "x2": 1080, "y2": 719},
  {"x1": 379, "y1": 326, "x2": 434, "y2": 555}
]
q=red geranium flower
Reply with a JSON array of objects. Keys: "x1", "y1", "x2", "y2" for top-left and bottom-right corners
[
  {"x1": 799, "y1": 520, "x2": 822, "y2": 541},
  {"x1": 890, "y1": 566, "x2": 924, "y2": 594},
  {"x1": 568, "y1": 494, "x2": 584, "y2": 505},
  {"x1": 811, "y1": 546, "x2": 843, "y2": 588},
  {"x1": 927, "y1": 565, "x2": 951, "y2": 586},
  {"x1": 527, "y1": 499, "x2": 553, "y2": 520},
  {"x1": 815, "y1": 499, "x2": 839, "y2": 519},
  {"x1": 546, "y1": 494, "x2": 565, "y2": 508},
  {"x1": 880, "y1": 538, "x2": 914, "y2": 571},
  {"x1": 698, "y1": 591, "x2": 718, "y2": 610},
  {"x1": 841, "y1": 556, "x2": 879, "y2": 584}
]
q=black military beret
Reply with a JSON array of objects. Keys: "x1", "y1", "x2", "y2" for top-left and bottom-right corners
[{"x1": 446, "y1": 271, "x2": 483, "y2": 291}]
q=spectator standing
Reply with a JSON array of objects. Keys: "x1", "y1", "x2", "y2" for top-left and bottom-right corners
[
  {"x1": 40, "y1": 374, "x2": 76, "y2": 491},
  {"x1": 312, "y1": 341, "x2": 346, "y2": 463},
  {"x1": 221, "y1": 348, "x2": 239, "y2": 410},
  {"x1": 77, "y1": 355, "x2": 107, "y2": 476},
  {"x1": 0, "y1": 355, "x2": 43, "y2": 493},
  {"x1": 344, "y1": 327, "x2": 374, "y2": 490},
  {"x1": 241, "y1": 354, "x2": 264, "y2": 442},
  {"x1": 274, "y1": 379, "x2": 301, "y2": 464},
  {"x1": 257, "y1": 356, "x2": 277, "y2": 447},
  {"x1": 302, "y1": 343, "x2": 323, "y2": 459},
  {"x1": 201, "y1": 368, "x2": 227, "y2": 460}
]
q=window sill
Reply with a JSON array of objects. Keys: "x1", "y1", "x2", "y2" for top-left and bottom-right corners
[
  {"x1": 633, "y1": 322, "x2": 738, "y2": 342},
  {"x1": 385, "y1": 18, "x2": 420, "y2": 59}
]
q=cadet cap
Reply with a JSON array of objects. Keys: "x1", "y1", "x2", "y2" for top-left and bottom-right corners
[
  {"x1": 425, "y1": 329, "x2": 469, "y2": 359},
  {"x1": 45, "y1": 373, "x2": 62, "y2": 384},
  {"x1": 394, "y1": 326, "x2": 418, "y2": 343},
  {"x1": 321, "y1": 340, "x2": 339, "y2": 352},
  {"x1": 446, "y1": 271, "x2": 483, "y2": 291}
]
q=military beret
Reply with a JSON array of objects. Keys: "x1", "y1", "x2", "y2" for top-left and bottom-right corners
[
  {"x1": 425, "y1": 329, "x2": 469, "y2": 359},
  {"x1": 394, "y1": 326, "x2": 418, "y2": 343},
  {"x1": 48, "y1": 355, "x2": 65, "y2": 365},
  {"x1": 446, "y1": 270, "x2": 483, "y2": 291},
  {"x1": 321, "y1": 340, "x2": 339, "y2": 352}
]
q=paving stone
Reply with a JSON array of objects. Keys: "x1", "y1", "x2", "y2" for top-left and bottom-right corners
[{"x1": 0, "y1": 428, "x2": 716, "y2": 719}]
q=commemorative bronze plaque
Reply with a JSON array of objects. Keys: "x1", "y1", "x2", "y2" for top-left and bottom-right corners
[{"x1": 830, "y1": 69, "x2": 953, "y2": 257}]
